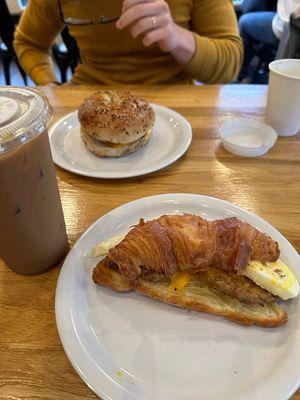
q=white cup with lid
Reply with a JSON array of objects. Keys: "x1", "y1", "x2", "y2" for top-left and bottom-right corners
[
  {"x1": 219, "y1": 118, "x2": 277, "y2": 157},
  {"x1": 0, "y1": 87, "x2": 69, "y2": 275},
  {"x1": 266, "y1": 59, "x2": 300, "y2": 137}
]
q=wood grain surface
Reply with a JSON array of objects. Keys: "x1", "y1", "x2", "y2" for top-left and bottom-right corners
[{"x1": 0, "y1": 85, "x2": 299, "y2": 399}]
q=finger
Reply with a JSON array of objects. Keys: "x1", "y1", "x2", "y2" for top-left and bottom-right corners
[
  {"x1": 118, "y1": 2, "x2": 164, "y2": 29},
  {"x1": 131, "y1": 14, "x2": 168, "y2": 38},
  {"x1": 143, "y1": 25, "x2": 171, "y2": 47},
  {"x1": 117, "y1": 1, "x2": 168, "y2": 29},
  {"x1": 123, "y1": 0, "x2": 155, "y2": 13}
]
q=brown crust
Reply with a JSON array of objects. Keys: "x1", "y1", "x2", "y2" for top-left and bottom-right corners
[
  {"x1": 135, "y1": 280, "x2": 287, "y2": 328},
  {"x1": 92, "y1": 259, "x2": 132, "y2": 292},
  {"x1": 93, "y1": 260, "x2": 288, "y2": 327},
  {"x1": 78, "y1": 91, "x2": 155, "y2": 144},
  {"x1": 81, "y1": 127, "x2": 152, "y2": 158}
]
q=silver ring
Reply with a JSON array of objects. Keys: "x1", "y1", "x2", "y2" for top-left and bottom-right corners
[{"x1": 152, "y1": 16, "x2": 157, "y2": 29}]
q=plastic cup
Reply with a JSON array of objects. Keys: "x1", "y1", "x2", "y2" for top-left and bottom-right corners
[{"x1": 0, "y1": 87, "x2": 69, "y2": 275}]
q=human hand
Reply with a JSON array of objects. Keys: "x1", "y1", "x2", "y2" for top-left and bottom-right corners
[
  {"x1": 293, "y1": 4, "x2": 300, "y2": 18},
  {"x1": 116, "y1": 0, "x2": 181, "y2": 53}
]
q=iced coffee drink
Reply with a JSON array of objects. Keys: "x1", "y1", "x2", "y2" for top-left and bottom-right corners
[{"x1": 0, "y1": 88, "x2": 68, "y2": 275}]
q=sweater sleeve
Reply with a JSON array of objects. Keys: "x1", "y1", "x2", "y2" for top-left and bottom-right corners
[
  {"x1": 13, "y1": 0, "x2": 64, "y2": 85},
  {"x1": 183, "y1": 0, "x2": 243, "y2": 83}
]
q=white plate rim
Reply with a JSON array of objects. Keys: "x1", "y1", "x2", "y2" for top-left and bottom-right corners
[
  {"x1": 48, "y1": 104, "x2": 192, "y2": 179},
  {"x1": 55, "y1": 193, "x2": 300, "y2": 400}
]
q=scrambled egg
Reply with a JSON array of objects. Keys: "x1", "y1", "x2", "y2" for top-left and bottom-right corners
[
  {"x1": 245, "y1": 260, "x2": 299, "y2": 300},
  {"x1": 90, "y1": 236, "x2": 299, "y2": 300}
]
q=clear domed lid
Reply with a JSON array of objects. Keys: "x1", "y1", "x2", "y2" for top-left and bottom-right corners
[{"x1": 0, "y1": 87, "x2": 52, "y2": 154}]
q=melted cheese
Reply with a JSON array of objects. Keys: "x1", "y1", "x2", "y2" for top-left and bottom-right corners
[{"x1": 170, "y1": 272, "x2": 192, "y2": 292}]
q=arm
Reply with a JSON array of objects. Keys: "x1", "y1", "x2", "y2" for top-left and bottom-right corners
[
  {"x1": 184, "y1": 0, "x2": 243, "y2": 83},
  {"x1": 13, "y1": 0, "x2": 64, "y2": 85}
]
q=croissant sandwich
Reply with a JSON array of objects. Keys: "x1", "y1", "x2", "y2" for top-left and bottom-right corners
[{"x1": 91, "y1": 214, "x2": 299, "y2": 327}]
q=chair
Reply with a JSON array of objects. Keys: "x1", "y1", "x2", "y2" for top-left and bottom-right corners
[
  {"x1": 52, "y1": 26, "x2": 79, "y2": 83},
  {"x1": 0, "y1": 0, "x2": 27, "y2": 85},
  {"x1": 251, "y1": 43, "x2": 277, "y2": 83}
]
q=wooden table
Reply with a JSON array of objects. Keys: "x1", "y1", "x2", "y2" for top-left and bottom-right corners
[{"x1": 1, "y1": 85, "x2": 299, "y2": 399}]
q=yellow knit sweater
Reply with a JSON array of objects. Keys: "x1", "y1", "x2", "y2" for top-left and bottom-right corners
[{"x1": 14, "y1": 0, "x2": 243, "y2": 85}]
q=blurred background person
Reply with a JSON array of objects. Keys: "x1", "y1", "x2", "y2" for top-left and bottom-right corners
[
  {"x1": 238, "y1": 0, "x2": 300, "y2": 83},
  {"x1": 238, "y1": 0, "x2": 277, "y2": 82},
  {"x1": 274, "y1": 0, "x2": 300, "y2": 57},
  {"x1": 13, "y1": 0, "x2": 243, "y2": 86}
]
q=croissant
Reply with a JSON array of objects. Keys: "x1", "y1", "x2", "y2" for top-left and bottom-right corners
[
  {"x1": 108, "y1": 214, "x2": 280, "y2": 285},
  {"x1": 92, "y1": 214, "x2": 292, "y2": 327}
]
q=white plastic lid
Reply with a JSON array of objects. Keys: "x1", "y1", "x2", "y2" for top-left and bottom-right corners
[
  {"x1": 219, "y1": 118, "x2": 277, "y2": 157},
  {"x1": 0, "y1": 87, "x2": 52, "y2": 154}
]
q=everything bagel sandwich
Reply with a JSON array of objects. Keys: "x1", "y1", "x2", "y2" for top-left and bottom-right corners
[{"x1": 78, "y1": 90, "x2": 155, "y2": 157}]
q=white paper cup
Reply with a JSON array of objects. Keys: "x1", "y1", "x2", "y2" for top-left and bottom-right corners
[{"x1": 265, "y1": 59, "x2": 300, "y2": 136}]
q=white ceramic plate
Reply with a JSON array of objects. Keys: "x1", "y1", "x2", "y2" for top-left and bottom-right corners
[
  {"x1": 48, "y1": 105, "x2": 192, "y2": 178},
  {"x1": 55, "y1": 194, "x2": 300, "y2": 400}
]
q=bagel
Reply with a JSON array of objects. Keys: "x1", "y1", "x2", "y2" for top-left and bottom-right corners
[{"x1": 78, "y1": 91, "x2": 155, "y2": 151}]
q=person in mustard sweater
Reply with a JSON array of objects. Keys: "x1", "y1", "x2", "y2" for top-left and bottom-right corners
[{"x1": 14, "y1": 0, "x2": 243, "y2": 85}]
